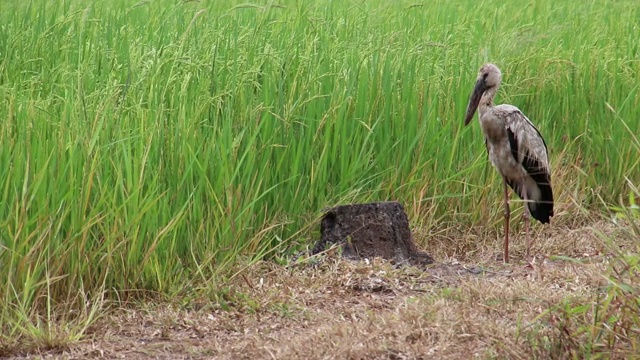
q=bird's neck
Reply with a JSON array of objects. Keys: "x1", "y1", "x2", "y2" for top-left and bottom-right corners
[{"x1": 478, "y1": 86, "x2": 498, "y2": 116}]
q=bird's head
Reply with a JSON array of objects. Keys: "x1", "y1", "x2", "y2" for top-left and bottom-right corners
[{"x1": 464, "y1": 63, "x2": 502, "y2": 126}]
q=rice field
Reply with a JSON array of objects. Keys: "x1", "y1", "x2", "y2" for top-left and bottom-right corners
[{"x1": 0, "y1": 0, "x2": 639, "y2": 356}]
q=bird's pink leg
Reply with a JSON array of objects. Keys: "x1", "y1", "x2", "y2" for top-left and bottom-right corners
[
  {"x1": 522, "y1": 184, "x2": 531, "y2": 261},
  {"x1": 502, "y1": 177, "x2": 510, "y2": 264}
]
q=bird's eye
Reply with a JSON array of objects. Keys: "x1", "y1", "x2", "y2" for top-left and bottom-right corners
[{"x1": 483, "y1": 73, "x2": 489, "y2": 80}]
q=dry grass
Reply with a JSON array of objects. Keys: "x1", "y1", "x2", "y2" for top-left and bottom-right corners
[{"x1": 5, "y1": 219, "x2": 634, "y2": 360}]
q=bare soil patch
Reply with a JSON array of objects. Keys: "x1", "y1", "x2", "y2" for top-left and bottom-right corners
[{"x1": 5, "y1": 220, "x2": 626, "y2": 359}]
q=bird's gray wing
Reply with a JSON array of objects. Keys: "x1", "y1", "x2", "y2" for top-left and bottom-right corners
[
  {"x1": 498, "y1": 105, "x2": 554, "y2": 223},
  {"x1": 499, "y1": 106, "x2": 550, "y2": 172}
]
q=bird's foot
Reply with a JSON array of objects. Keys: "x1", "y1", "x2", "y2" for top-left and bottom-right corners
[{"x1": 524, "y1": 255, "x2": 536, "y2": 270}]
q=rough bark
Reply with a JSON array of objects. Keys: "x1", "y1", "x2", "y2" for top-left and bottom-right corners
[{"x1": 313, "y1": 201, "x2": 434, "y2": 267}]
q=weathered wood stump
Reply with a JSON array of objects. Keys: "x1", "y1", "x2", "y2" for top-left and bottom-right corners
[{"x1": 312, "y1": 201, "x2": 434, "y2": 266}]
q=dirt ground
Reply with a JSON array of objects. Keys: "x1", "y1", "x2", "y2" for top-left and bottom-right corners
[{"x1": 6, "y1": 220, "x2": 627, "y2": 360}]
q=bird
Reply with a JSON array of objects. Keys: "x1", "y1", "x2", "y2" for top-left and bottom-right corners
[{"x1": 464, "y1": 63, "x2": 553, "y2": 263}]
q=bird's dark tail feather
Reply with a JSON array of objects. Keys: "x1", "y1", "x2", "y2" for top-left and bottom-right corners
[
  {"x1": 525, "y1": 153, "x2": 554, "y2": 223},
  {"x1": 507, "y1": 171, "x2": 554, "y2": 224},
  {"x1": 529, "y1": 178, "x2": 554, "y2": 224}
]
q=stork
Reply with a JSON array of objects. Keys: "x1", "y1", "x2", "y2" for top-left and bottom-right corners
[{"x1": 464, "y1": 63, "x2": 554, "y2": 263}]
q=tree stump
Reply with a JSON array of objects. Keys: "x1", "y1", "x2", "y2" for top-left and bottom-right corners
[{"x1": 313, "y1": 201, "x2": 434, "y2": 266}]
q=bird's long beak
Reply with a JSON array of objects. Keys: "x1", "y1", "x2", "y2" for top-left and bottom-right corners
[{"x1": 464, "y1": 78, "x2": 487, "y2": 126}]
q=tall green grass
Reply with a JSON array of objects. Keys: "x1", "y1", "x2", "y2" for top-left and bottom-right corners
[{"x1": 0, "y1": 0, "x2": 638, "y2": 348}]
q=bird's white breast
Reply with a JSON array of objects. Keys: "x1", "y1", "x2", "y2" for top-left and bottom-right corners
[
  {"x1": 486, "y1": 138, "x2": 525, "y2": 180},
  {"x1": 479, "y1": 111, "x2": 526, "y2": 181}
]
